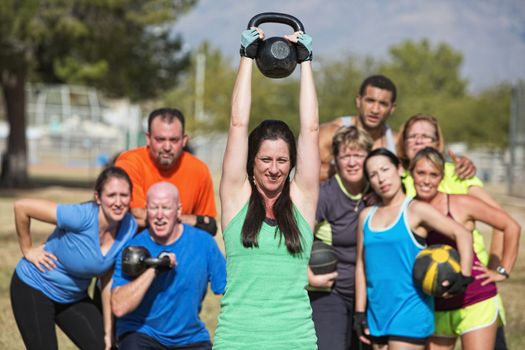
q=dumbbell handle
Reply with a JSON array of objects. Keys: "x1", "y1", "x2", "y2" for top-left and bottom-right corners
[
  {"x1": 145, "y1": 252, "x2": 172, "y2": 274},
  {"x1": 144, "y1": 255, "x2": 171, "y2": 268},
  {"x1": 122, "y1": 246, "x2": 173, "y2": 277}
]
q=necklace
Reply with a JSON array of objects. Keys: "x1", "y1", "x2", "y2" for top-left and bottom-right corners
[
  {"x1": 352, "y1": 183, "x2": 369, "y2": 212},
  {"x1": 334, "y1": 174, "x2": 369, "y2": 212}
]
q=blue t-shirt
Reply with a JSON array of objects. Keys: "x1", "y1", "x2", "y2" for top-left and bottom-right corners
[
  {"x1": 112, "y1": 225, "x2": 226, "y2": 347},
  {"x1": 16, "y1": 202, "x2": 137, "y2": 303}
]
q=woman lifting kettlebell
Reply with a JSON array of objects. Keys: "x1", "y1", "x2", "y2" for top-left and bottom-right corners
[{"x1": 213, "y1": 17, "x2": 318, "y2": 350}]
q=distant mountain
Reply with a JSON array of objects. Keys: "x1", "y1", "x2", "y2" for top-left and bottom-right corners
[{"x1": 173, "y1": 0, "x2": 525, "y2": 92}]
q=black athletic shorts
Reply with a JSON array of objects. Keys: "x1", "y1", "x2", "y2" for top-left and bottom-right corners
[{"x1": 371, "y1": 334, "x2": 428, "y2": 346}]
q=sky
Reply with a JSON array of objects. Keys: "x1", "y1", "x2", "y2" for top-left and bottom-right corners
[{"x1": 172, "y1": 0, "x2": 525, "y2": 92}]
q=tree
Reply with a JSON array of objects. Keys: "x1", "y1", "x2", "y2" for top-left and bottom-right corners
[
  {"x1": 378, "y1": 39, "x2": 468, "y2": 130},
  {"x1": 164, "y1": 43, "x2": 302, "y2": 135},
  {"x1": 164, "y1": 42, "x2": 237, "y2": 135},
  {"x1": 167, "y1": 38, "x2": 511, "y2": 150},
  {"x1": 459, "y1": 84, "x2": 512, "y2": 148},
  {"x1": 315, "y1": 57, "x2": 364, "y2": 122},
  {"x1": 0, "y1": 0, "x2": 196, "y2": 187},
  {"x1": 378, "y1": 39, "x2": 511, "y2": 148}
]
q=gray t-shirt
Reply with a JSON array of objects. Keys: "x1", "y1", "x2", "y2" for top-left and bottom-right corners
[{"x1": 315, "y1": 174, "x2": 366, "y2": 301}]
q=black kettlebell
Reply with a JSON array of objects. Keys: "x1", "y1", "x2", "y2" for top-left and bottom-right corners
[
  {"x1": 122, "y1": 246, "x2": 172, "y2": 277},
  {"x1": 247, "y1": 12, "x2": 305, "y2": 79}
]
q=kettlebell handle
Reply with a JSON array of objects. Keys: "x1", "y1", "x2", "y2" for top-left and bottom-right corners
[{"x1": 247, "y1": 12, "x2": 304, "y2": 33}]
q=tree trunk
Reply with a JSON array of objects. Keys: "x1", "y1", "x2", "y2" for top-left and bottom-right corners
[{"x1": 1, "y1": 71, "x2": 29, "y2": 188}]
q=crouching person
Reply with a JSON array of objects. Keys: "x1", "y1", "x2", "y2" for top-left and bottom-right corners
[{"x1": 111, "y1": 182, "x2": 226, "y2": 350}]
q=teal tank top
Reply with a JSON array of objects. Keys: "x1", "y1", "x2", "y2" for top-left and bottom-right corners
[
  {"x1": 213, "y1": 203, "x2": 317, "y2": 350},
  {"x1": 363, "y1": 198, "x2": 434, "y2": 338}
]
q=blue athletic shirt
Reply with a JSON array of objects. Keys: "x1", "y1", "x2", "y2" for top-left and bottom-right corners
[
  {"x1": 112, "y1": 225, "x2": 226, "y2": 347},
  {"x1": 363, "y1": 198, "x2": 434, "y2": 338},
  {"x1": 15, "y1": 202, "x2": 137, "y2": 303}
]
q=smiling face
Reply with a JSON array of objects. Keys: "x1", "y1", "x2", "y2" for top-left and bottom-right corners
[
  {"x1": 95, "y1": 177, "x2": 131, "y2": 223},
  {"x1": 355, "y1": 86, "x2": 396, "y2": 130},
  {"x1": 365, "y1": 154, "x2": 404, "y2": 200},
  {"x1": 411, "y1": 157, "x2": 444, "y2": 202},
  {"x1": 146, "y1": 117, "x2": 188, "y2": 170},
  {"x1": 335, "y1": 144, "x2": 367, "y2": 186},
  {"x1": 404, "y1": 120, "x2": 439, "y2": 161},
  {"x1": 146, "y1": 186, "x2": 182, "y2": 243},
  {"x1": 253, "y1": 139, "x2": 291, "y2": 196}
]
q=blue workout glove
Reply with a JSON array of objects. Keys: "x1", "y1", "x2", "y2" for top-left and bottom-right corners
[
  {"x1": 240, "y1": 28, "x2": 260, "y2": 59},
  {"x1": 296, "y1": 32, "x2": 313, "y2": 63}
]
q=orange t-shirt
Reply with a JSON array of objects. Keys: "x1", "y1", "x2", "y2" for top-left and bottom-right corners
[{"x1": 115, "y1": 147, "x2": 217, "y2": 217}]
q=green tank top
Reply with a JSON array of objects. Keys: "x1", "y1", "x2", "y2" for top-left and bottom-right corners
[{"x1": 213, "y1": 203, "x2": 317, "y2": 350}]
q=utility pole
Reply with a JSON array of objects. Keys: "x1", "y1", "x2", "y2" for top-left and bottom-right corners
[{"x1": 194, "y1": 53, "x2": 206, "y2": 122}]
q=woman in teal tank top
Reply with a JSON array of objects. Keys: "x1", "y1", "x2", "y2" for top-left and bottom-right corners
[
  {"x1": 354, "y1": 148, "x2": 474, "y2": 350},
  {"x1": 213, "y1": 27, "x2": 319, "y2": 350}
]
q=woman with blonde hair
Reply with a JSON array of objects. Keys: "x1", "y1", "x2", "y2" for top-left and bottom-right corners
[
  {"x1": 309, "y1": 125, "x2": 373, "y2": 350},
  {"x1": 410, "y1": 147, "x2": 520, "y2": 350},
  {"x1": 397, "y1": 113, "x2": 512, "y2": 349}
]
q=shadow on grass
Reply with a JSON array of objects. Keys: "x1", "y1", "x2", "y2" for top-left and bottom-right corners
[
  {"x1": 0, "y1": 175, "x2": 94, "y2": 197},
  {"x1": 30, "y1": 175, "x2": 95, "y2": 189}
]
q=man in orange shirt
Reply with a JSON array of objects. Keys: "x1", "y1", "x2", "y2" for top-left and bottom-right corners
[{"x1": 116, "y1": 108, "x2": 217, "y2": 235}]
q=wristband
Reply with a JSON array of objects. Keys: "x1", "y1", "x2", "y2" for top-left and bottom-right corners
[{"x1": 195, "y1": 215, "x2": 218, "y2": 236}]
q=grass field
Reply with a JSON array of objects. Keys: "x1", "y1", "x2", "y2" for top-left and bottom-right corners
[{"x1": 0, "y1": 180, "x2": 523, "y2": 349}]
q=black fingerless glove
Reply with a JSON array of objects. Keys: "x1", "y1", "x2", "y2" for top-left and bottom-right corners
[
  {"x1": 240, "y1": 29, "x2": 260, "y2": 59},
  {"x1": 240, "y1": 42, "x2": 259, "y2": 59},
  {"x1": 296, "y1": 33, "x2": 313, "y2": 63},
  {"x1": 446, "y1": 273, "x2": 474, "y2": 296},
  {"x1": 353, "y1": 311, "x2": 368, "y2": 338}
]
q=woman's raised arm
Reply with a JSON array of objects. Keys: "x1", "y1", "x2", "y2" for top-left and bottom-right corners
[
  {"x1": 289, "y1": 33, "x2": 319, "y2": 227},
  {"x1": 220, "y1": 30, "x2": 262, "y2": 228}
]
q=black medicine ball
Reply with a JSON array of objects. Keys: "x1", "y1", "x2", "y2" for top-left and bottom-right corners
[
  {"x1": 412, "y1": 244, "x2": 461, "y2": 297},
  {"x1": 309, "y1": 240, "x2": 338, "y2": 275}
]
